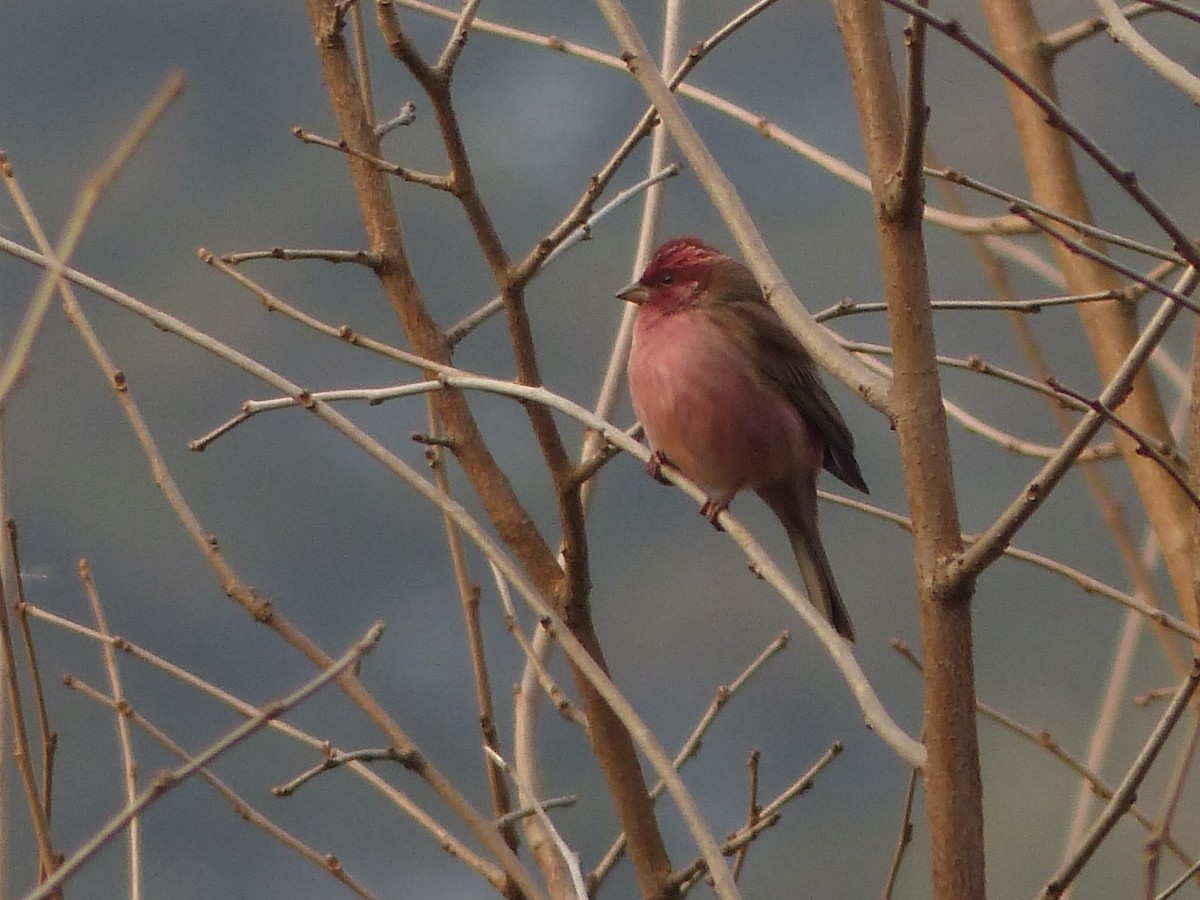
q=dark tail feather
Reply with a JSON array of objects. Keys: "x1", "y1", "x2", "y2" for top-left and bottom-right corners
[{"x1": 758, "y1": 486, "x2": 856, "y2": 642}]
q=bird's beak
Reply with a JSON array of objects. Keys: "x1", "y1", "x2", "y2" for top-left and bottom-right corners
[{"x1": 617, "y1": 281, "x2": 650, "y2": 304}]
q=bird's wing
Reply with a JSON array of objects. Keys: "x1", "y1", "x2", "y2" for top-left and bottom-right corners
[{"x1": 703, "y1": 271, "x2": 869, "y2": 494}]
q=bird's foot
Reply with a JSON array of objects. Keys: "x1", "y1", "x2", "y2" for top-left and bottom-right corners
[
  {"x1": 700, "y1": 491, "x2": 736, "y2": 532},
  {"x1": 646, "y1": 450, "x2": 673, "y2": 485}
]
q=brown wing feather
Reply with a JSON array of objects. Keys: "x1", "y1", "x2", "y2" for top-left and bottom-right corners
[{"x1": 700, "y1": 260, "x2": 869, "y2": 494}]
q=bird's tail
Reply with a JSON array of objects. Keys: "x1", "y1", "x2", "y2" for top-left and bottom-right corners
[{"x1": 758, "y1": 486, "x2": 856, "y2": 642}]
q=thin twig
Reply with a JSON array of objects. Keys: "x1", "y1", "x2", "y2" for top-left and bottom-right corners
[
  {"x1": 0, "y1": 448, "x2": 57, "y2": 879},
  {"x1": 65, "y1": 677, "x2": 378, "y2": 900},
  {"x1": 494, "y1": 795, "x2": 578, "y2": 829},
  {"x1": 927, "y1": 167, "x2": 1189, "y2": 266},
  {"x1": 1042, "y1": 2, "x2": 1155, "y2": 54},
  {"x1": 274, "y1": 747, "x2": 414, "y2": 797},
  {"x1": 849, "y1": 345, "x2": 1120, "y2": 462},
  {"x1": 6, "y1": 522, "x2": 56, "y2": 836},
  {"x1": 445, "y1": 163, "x2": 681, "y2": 345},
  {"x1": 485, "y1": 747, "x2": 587, "y2": 900},
  {"x1": 424, "y1": 407, "x2": 517, "y2": 843},
  {"x1": 1011, "y1": 208, "x2": 1200, "y2": 316},
  {"x1": 78, "y1": 561, "x2": 141, "y2": 900},
  {"x1": 730, "y1": 749, "x2": 762, "y2": 881},
  {"x1": 21, "y1": 601, "x2": 506, "y2": 887},
  {"x1": 1038, "y1": 661, "x2": 1200, "y2": 899},
  {"x1": 881, "y1": 763, "x2": 921, "y2": 899},
  {"x1": 673, "y1": 742, "x2": 844, "y2": 892},
  {"x1": 490, "y1": 563, "x2": 585, "y2": 727},
  {"x1": 28, "y1": 624, "x2": 385, "y2": 900},
  {"x1": 1137, "y1": 0, "x2": 1200, "y2": 25},
  {"x1": 882, "y1": 0, "x2": 1200, "y2": 275},
  {"x1": 1144, "y1": 715, "x2": 1200, "y2": 894},
  {"x1": 0, "y1": 73, "x2": 185, "y2": 408},
  {"x1": 1156, "y1": 849, "x2": 1200, "y2": 900},
  {"x1": 219, "y1": 247, "x2": 384, "y2": 267},
  {"x1": 590, "y1": 632, "x2": 791, "y2": 886},
  {"x1": 1048, "y1": 379, "x2": 1198, "y2": 510},
  {"x1": 818, "y1": 290, "x2": 1126, "y2": 319},
  {"x1": 1094, "y1": 0, "x2": 1200, "y2": 104},
  {"x1": 292, "y1": 127, "x2": 452, "y2": 190},
  {"x1": 435, "y1": 0, "x2": 481, "y2": 74},
  {"x1": 955, "y1": 268, "x2": 1199, "y2": 584}
]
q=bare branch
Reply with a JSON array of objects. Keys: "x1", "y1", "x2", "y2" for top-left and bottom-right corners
[
  {"x1": 4, "y1": 521, "x2": 56, "y2": 856},
  {"x1": 274, "y1": 747, "x2": 416, "y2": 797},
  {"x1": 1094, "y1": 0, "x2": 1200, "y2": 104},
  {"x1": 29, "y1": 624, "x2": 385, "y2": 900},
  {"x1": 927, "y1": 167, "x2": 1190, "y2": 266},
  {"x1": 1048, "y1": 379, "x2": 1197, "y2": 510},
  {"x1": 435, "y1": 0, "x2": 481, "y2": 74},
  {"x1": 219, "y1": 247, "x2": 384, "y2": 267},
  {"x1": 65, "y1": 678, "x2": 378, "y2": 900},
  {"x1": 292, "y1": 127, "x2": 452, "y2": 190},
  {"x1": 78, "y1": 562, "x2": 141, "y2": 900},
  {"x1": 446, "y1": 163, "x2": 681, "y2": 346},
  {"x1": 1042, "y1": 2, "x2": 1156, "y2": 54},
  {"x1": 894, "y1": 3, "x2": 929, "y2": 219},
  {"x1": 956, "y1": 267, "x2": 1199, "y2": 583},
  {"x1": 22, "y1": 602, "x2": 507, "y2": 888},
  {"x1": 398, "y1": 0, "x2": 1032, "y2": 237},
  {"x1": 1039, "y1": 661, "x2": 1200, "y2": 899},
  {"x1": 818, "y1": 290, "x2": 1127, "y2": 319},
  {"x1": 893, "y1": 641, "x2": 1197, "y2": 867},
  {"x1": 881, "y1": 762, "x2": 921, "y2": 899},
  {"x1": 672, "y1": 743, "x2": 844, "y2": 892},
  {"x1": 887, "y1": 0, "x2": 1200, "y2": 273},
  {"x1": 0, "y1": 73, "x2": 185, "y2": 408}
]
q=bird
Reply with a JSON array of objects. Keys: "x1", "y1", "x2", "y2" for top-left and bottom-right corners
[{"x1": 618, "y1": 236, "x2": 869, "y2": 641}]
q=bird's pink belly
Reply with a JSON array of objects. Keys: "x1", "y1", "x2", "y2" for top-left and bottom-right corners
[{"x1": 629, "y1": 313, "x2": 813, "y2": 493}]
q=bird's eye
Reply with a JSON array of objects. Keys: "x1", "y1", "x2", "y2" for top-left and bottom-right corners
[{"x1": 660, "y1": 273, "x2": 674, "y2": 285}]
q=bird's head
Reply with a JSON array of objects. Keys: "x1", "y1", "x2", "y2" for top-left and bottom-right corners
[{"x1": 616, "y1": 236, "x2": 727, "y2": 311}]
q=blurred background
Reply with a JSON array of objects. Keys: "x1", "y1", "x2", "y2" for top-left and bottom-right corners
[{"x1": 2, "y1": 1, "x2": 1199, "y2": 897}]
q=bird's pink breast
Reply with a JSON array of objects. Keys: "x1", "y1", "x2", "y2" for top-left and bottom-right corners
[{"x1": 628, "y1": 306, "x2": 820, "y2": 495}]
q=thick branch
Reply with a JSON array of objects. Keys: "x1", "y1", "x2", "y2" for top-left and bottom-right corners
[
  {"x1": 831, "y1": 2, "x2": 985, "y2": 900},
  {"x1": 305, "y1": 1, "x2": 564, "y2": 602},
  {"x1": 372, "y1": 5, "x2": 679, "y2": 896},
  {"x1": 979, "y1": 0, "x2": 1199, "y2": 631}
]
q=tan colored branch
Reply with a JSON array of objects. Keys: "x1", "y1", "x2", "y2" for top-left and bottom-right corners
[
  {"x1": 372, "y1": 4, "x2": 684, "y2": 894},
  {"x1": 979, "y1": 0, "x2": 1199, "y2": 631},
  {"x1": 1094, "y1": 0, "x2": 1200, "y2": 104},
  {"x1": 831, "y1": 2, "x2": 986, "y2": 900},
  {"x1": 306, "y1": 0, "x2": 564, "y2": 602}
]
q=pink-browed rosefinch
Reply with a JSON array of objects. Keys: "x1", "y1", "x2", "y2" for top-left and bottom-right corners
[{"x1": 619, "y1": 237, "x2": 869, "y2": 641}]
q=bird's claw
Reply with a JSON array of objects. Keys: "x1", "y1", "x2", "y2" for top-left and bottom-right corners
[
  {"x1": 700, "y1": 494, "x2": 732, "y2": 532},
  {"x1": 646, "y1": 450, "x2": 673, "y2": 485}
]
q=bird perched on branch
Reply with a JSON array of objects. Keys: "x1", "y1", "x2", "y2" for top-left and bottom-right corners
[{"x1": 619, "y1": 236, "x2": 869, "y2": 641}]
